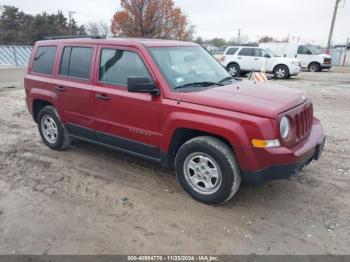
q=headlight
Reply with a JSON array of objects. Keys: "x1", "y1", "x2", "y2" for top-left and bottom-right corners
[{"x1": 280, "y1": 116, "x2": 291, "y2": 139}]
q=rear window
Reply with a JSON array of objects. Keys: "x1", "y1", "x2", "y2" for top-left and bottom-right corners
[
  {"x1": 60, "y1": 46, "x2": 93, "y2": 79},
  {"x1": 32, "y1": 46, "x2": 57, "y2": 75},
  {"x1": 238, "y1": 48, "x2": 254, "y2": 56}
]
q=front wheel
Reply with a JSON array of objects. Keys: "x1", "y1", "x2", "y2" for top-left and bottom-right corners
[
  {"x1": 175, "y1": 136, "x2": 241, "y2": 204},
  {"x1": 273, "y1": 65, "x2": 289, "y2": 79}
]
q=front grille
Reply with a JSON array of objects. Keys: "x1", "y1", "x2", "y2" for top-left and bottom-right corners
[{"x1": 294, "y1": 104, "x2": 313, "y2": 140}]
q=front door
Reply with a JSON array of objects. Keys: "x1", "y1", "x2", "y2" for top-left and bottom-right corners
[
  {"x1": 92, "y1": 45, "x2": 162, "y2": 160},
  {"x1": 296, "y1": 45, "x2": 313, "y2": 68}
]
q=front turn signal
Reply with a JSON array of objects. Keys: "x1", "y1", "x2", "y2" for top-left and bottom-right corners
[{"x1": 252, "y1": 139, "x2": 280, "y2": 148}]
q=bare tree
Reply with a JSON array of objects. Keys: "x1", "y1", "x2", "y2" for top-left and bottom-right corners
[{"x1": 86, "y1": 21, "x2": 110, "y2": 37}]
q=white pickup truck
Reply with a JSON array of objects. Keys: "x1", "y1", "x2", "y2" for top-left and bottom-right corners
[{"x1": 214, "y1": 46, "x2": 301, "y2": 79}]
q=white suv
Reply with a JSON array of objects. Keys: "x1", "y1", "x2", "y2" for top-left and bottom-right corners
[{"x1": 215, "y1": 46, "x2": 301, "y2": 79}]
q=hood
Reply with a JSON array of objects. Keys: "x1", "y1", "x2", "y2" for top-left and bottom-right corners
[{"x1": 176, "y1": 80, "x2": 308, "y2": 118}]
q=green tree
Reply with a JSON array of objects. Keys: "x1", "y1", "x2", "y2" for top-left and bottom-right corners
[
  {"x1": 210, "y1": 38, "x2": 226, "y2": 47},
  {"x1": 0, "y1": 6, "x2": 86, "y2": 44}
]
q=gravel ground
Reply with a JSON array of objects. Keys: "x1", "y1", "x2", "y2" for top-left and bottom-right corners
[{"x1": 0, "y1": 67, "x2": 349, "y2": 255}]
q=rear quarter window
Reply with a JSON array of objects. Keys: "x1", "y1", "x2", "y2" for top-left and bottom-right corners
[
  {"x1": 32, "y1": 46, "x2": 57, "y2": 75},
  {"x1": 226, "y1": 47, "x2": 238, "y2": 55}
]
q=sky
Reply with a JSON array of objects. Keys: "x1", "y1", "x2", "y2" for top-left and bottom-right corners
[{"x1": 1, "y1": 0, "x2": 349, "y2": 45}]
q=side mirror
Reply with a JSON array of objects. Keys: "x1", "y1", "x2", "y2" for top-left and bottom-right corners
[
  {"x1": 127, "y1": 77, "x2": 160, "y2": 96},
  {"x1": 264, "y1": 54, "x2": 271, "y2": 58}
]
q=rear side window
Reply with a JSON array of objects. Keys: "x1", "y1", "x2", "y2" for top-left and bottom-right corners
[
  {"x1": 238, "y1": 48, "x2": 254, "y2": 56},
  {"x1": 60, "y1": 46, "x2": 93, "y2": 79},
  {"x1": 226, "y1": 47, "x2": 238, "y2": 55},
  {"x1": 99, "y1": 49, "x2": 150, "y2": 86},
  {"x1": 32, "y1": 46, "x2": 57, "y2": 75}
]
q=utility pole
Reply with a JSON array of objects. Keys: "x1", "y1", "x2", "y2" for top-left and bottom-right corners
[
  {"x1": 327, "y1": 0, "x2": 344, "y2": 52},
  {"x1": 68, "y1": 11, "x2": 77, "y2": 36},
  {"x1": 237, "y1": 29, "x2": 241, "y2": 46}
]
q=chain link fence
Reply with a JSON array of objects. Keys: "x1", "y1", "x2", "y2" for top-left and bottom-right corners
[{"x1": 0, "y1": 44, "x2": 33, "y2": 68}]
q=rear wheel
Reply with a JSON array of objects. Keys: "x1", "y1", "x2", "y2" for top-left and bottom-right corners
[
  {"x1": 227, "y1": 63, "x2": 240, "y2": 77},
  {"x1": 175, "y1": 136, "x2": 241, "y2": 204},
  {"x1": 308, "y1": 62, "x2": 320, "y2": 72},
  {"x1": 37, "y1": 106, "x2": 70, "y2": 150},
  {"x1": 273, "y1": 65, "x2": 289, "y2": 79}
]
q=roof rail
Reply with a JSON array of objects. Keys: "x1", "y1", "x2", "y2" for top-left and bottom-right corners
[{"x1": 43, "y1": 35, "x2": 105, "y2": 40}]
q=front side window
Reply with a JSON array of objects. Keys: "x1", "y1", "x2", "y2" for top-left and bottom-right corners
[
  {"x1": 32, "y1": 46, "x2": 57, "y2": 75},
  {"x1": 297, "y1": 45, "x2": 312, "y2": 55},
  {"x1": 99, "y1": 49, "x2": 150, "y2": 86},
  {"x1": 60, "y1": 46, "x2": 93, "y2": 79},
  {"x1": 238, "y1": 48, "x2": 254, "y2": 56},
  {"x1": 149, "y1": 46, "x2": 233, "y2": 90}
]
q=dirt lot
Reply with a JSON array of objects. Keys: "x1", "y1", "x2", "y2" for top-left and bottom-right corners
[{"x1": 0, "y1": 67, "x2": 349, "y2": 255}]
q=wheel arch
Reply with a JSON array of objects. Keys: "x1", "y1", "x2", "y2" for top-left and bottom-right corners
[
  {"x1": 226, "y1": 62, "x2": 240, "y2": 70},
  {"x1": 308, "y1": 61, "x2": 321, "y2": 69},
  {"x1": 32, "y1": 99, "x2": 53, "y2": 122},
  {"x1": 161, "y1": 115, "x2": 250, "y2": 167},
  {"x1": 165, "y1": 128, "x2": 237, "y2": 167},
  {"x1": 273, "y1": 63, "x2": 289, "y2": 72}
]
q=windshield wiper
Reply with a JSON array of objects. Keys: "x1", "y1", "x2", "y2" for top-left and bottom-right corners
[
  {"x1": 218, "y1": 76, "x2": 234, "y2": 83},
  {"x1": 175, "y1": 81, "x2": 223, "y2": 89}
]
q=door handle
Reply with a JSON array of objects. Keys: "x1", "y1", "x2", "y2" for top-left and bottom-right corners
[
  {"x1": 237, "y1": 57, "x2": 242, "y2": 59},
  {"x1": 55, "y1": 86, "x2": 66, "y2": 92},
  {"x1": 96, "y1": 94, "x2": 111, "y2": 100},
  {"x1": 254, "y1": 58, "x2": 259, "y2": 60}
]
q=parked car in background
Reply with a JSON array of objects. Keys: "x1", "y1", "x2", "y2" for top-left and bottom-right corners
[
  {"x1": 215, "y1": 46, "x2": 301, "y2": 79},
  {"x1": 25, "y1": 37, "x2": 325, "y2": 204},
  {"x1": 260, "y1": 43, "x2": 332, "y2": 72}
]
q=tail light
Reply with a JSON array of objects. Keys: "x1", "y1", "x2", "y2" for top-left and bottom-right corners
[{"x1": 219, "y1": 56, "x2": 226, "y2": 62}]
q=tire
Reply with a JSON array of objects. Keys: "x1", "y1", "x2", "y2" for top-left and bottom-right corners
[
  {"x1": 308, "y1": 62, "x2": 320, "y2": 72},
  {"x1": 273, "y1": 65, "x2": 289, "y2": 79},
  {"x1": 227, "y1": 63, "x2": 240, "y2": 77},
  {"x1": 37, "y1": 106, "x2": 70, "y2": 150},
  {"x1": 175, "y1": 136, "x2": 241, "y2": 205}
]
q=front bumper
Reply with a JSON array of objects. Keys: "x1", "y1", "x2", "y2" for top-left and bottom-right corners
[
  {"x1": 238, "y1": 119, "x2": 325, "y2": 185},
  {"x1": 321, "y1": 64, "x2": 332, "y2": 70},
  {"x1": 242, "y1": 135, "x2": 325, "y2": 185}
]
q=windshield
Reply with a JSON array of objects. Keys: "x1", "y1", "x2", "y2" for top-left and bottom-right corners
[
  {"x1": 307, "y1": 45, "x2": 322, "y2": 55},
  {"x1": 265, "y1": 48, "x2": 280, "y2": 57},
  {"x1": 148, "y1": 46, "x2": 233, "y2": 90}
]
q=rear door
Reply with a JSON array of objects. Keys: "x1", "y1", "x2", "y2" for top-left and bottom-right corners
[
  {"x1": 92, "y1": 45, "x2": 162, "y2": 160},
  {"x1": 237, "y1": 48, "x2": 255, "y2": 71},
  {"x1": 55, "y1": 44, "x2": 96, "y2": 129},
  {"x1": 252, "y1": 48, "x2": 264, "y2": 71}
]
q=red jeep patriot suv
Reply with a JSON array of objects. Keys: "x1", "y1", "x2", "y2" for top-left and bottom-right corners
[{"x1": 24, "y1": 37, "x2": 325, "y2": 204}]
